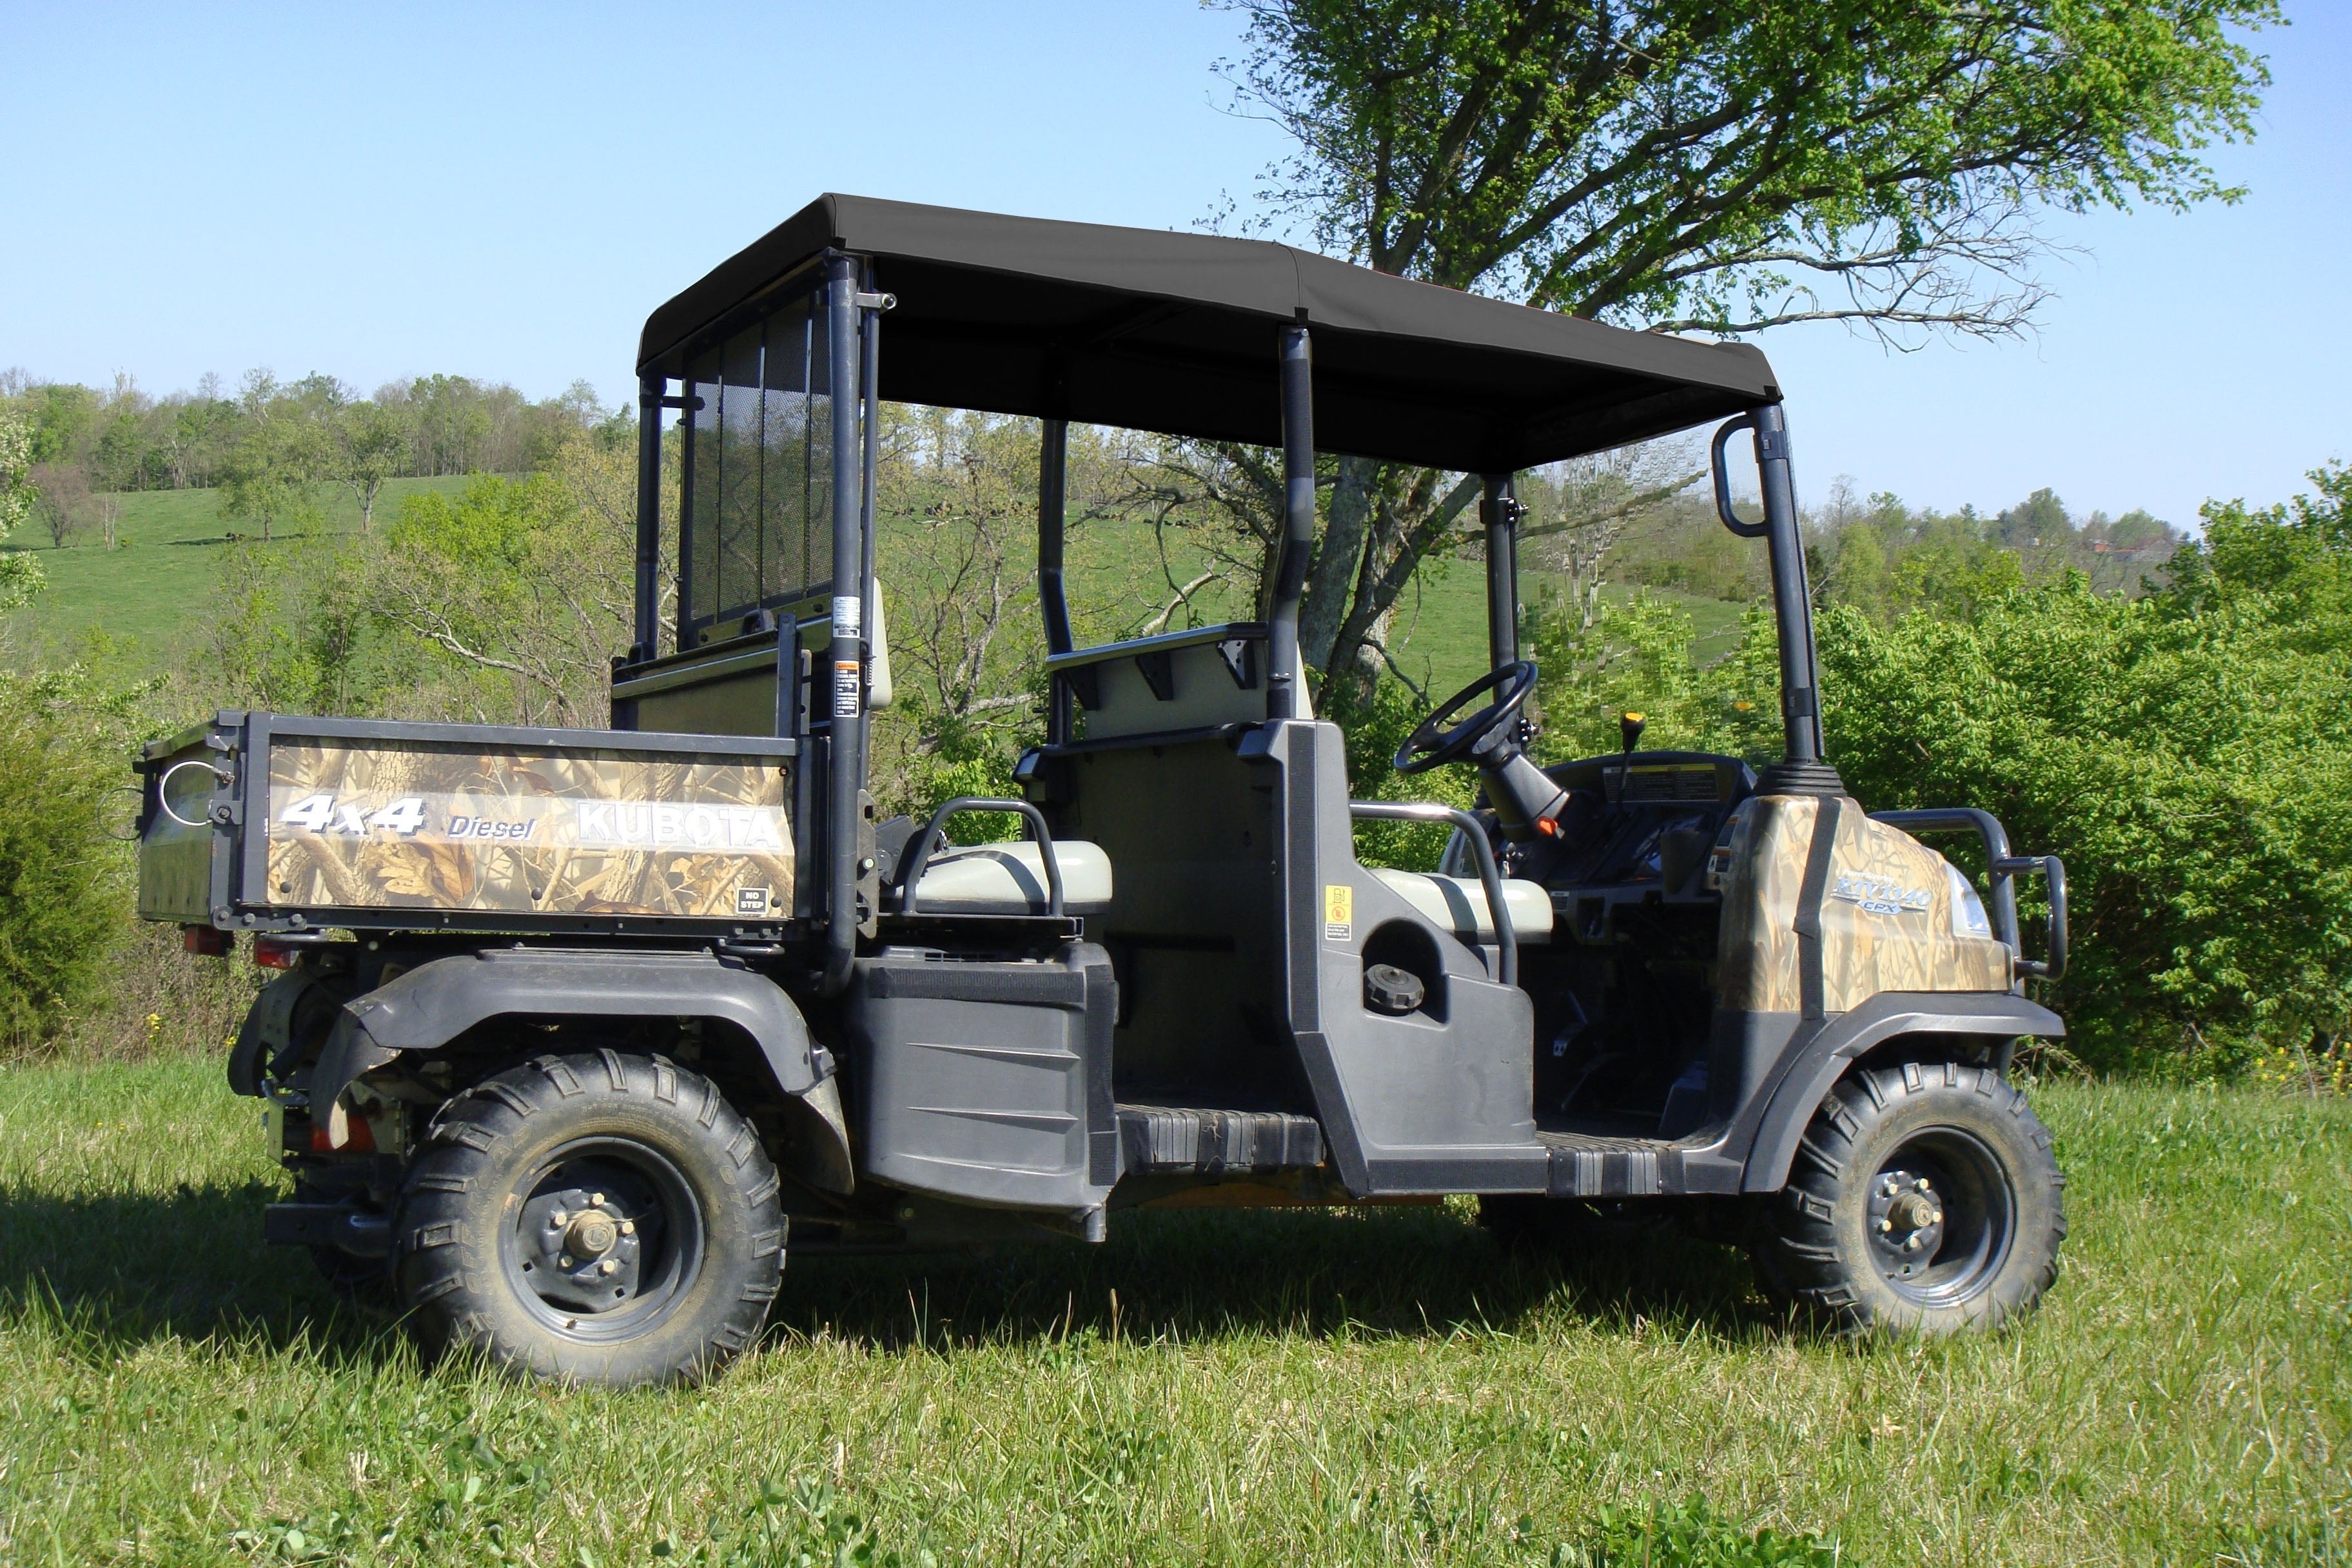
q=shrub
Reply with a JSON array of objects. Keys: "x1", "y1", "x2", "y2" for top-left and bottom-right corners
[
  {"x1": 1821, "y1": 468, "x2": 2352, "y2": 1075},
  {"x1": 0, "y1": 678, "x2": 136, "y2": 1051}
]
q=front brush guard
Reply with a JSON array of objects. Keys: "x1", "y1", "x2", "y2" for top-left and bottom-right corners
[{"x1": 1871, "y1": 808, "x2": 2067, "y2": 985}]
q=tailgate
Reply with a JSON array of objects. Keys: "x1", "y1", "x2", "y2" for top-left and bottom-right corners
[{"x1": 137, "y1": 711, "x2": 799, "y2": 937}]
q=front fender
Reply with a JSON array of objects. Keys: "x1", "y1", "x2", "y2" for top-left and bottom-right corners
[
  {"x1": 1740, "y1": 991, "x2": 2065, "y2": 1193},
  {"x1": 309, "y1": 948, "x2": 848, "y2": 1190}
]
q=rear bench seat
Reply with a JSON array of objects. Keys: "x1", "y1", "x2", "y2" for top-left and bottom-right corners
[
  {"x1": 907, "y1": 839, "x2": 1115, "y2": 916},
  {"x1": 1371, "y1": 869, "x2": 1553, "y2": 945}
]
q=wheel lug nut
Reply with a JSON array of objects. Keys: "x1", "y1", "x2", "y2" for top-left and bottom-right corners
[
  {"x1": 1876, "y1": 1218, "x2": 1892, "y2": 1232},
  {"x1": 621, "y1": 1220, "x2": 636, "y2": 1236},
  {"x1": 591, "y1": 1193, "x2": 605, "y2": 1207},
  {"x1": 598, "y1": 1259, "x2": 617, "y2": 1275},
  {"x1": 1916, "y1": 1178, "x2": 1931, "y2": 1191},
  {"x1": 549, "y1": 1210, "x2": 566, "y2": 1226},
  {"x1": 558, "y1": 1254, "x2": 573, "y2": 1268}
]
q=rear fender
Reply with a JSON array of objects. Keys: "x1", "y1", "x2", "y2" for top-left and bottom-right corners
[
  {"x1": 1740, "y1": 991, "x2": 2065, "y2": 1193},
  {"x1": 310, "y1": 947, "x2": 851, "y2": 1193}
]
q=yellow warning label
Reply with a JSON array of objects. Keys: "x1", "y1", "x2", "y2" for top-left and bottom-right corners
[{"x1": 1323, "y1": 883, "x2": 1353, "y2": 943}]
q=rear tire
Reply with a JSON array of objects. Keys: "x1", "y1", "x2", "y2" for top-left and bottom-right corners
[
  {"x1": 394, "y1": 1050, "x2": 783, "y2": 1387},
  {"x1": 1752, "y1": 1059, "x2": 2064, "y2": 1333}
]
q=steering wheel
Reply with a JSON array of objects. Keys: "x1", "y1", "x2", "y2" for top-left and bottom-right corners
[{"x1": 1393, "y1": 660, "x2": 1538, "y2": 775}]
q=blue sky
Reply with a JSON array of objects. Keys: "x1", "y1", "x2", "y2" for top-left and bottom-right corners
[{"x1": 2, "y1": 2, "x2": 2342, "y2": 526}]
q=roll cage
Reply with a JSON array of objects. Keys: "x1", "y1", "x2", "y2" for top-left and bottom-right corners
[{"x1": 614, "y1": 193, "x2": 1838, "y2": 994}]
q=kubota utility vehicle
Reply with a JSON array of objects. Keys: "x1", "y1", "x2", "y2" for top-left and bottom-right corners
[{"x1": 137, "y1": 195, "x2": 2069, "y2": 1386}]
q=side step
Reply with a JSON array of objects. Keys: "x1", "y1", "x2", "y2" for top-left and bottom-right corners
[
  {"x1": 1536, "y1": 1132, "x2": 1741, "y2": 1198},
  {"x1": 1117, "y1": 1105, "x2": 1324, "y2": 1177}
]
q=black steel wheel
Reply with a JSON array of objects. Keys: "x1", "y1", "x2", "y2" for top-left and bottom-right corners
[
  {"x1": 1753, "y1": 1059, "x2": 2065, "y2": 1333},
  {"x1": 394, "y1": 1050, "x2": 783, "y2": 1387}
]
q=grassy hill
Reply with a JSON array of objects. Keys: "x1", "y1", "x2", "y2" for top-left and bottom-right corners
[
  {"x1": 5, "y1": 478, "x2": 1750, "y2": 701},
  {"x1": 1, "y1": 477, "x2": 471, "y2": 665}
]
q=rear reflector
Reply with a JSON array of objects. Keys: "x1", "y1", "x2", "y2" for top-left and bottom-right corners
[
  {"x1": 252, "y1": 937, "x2": 300, "y2": 970},
  {"x1": 181, "y1": 925, "x2": 231, "y2": 957}
]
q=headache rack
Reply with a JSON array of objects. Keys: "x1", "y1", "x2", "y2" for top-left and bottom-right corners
[{"x1": 135, "y1": 711, "x2": 801, "y2": 940}]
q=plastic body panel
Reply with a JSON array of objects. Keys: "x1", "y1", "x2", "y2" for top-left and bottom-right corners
[
  {"x1": 134, "y1": 710, "x2": 799, "y2": 939},
  {"x1": 846, "y1": 943, "x2": 1118, "y2": 1217},
  {"x1": 1240, "y1": 720, "x2": 1548, "y2": 1196}
]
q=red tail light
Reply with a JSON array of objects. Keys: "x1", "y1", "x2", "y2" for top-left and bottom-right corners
[
  {"x1": 182, "y1": 925, "x2": 231, "y2": 957},
  {"x1": 253, "y1": 937, "x2": 300, "y2": 970}
]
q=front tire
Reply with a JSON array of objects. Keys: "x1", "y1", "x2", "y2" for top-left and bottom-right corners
[
  {"x1": 394, "y1": 1050, "x2": 783, "y2": 1387},
  {"x1": 1753, "y1": 1059, "x2": 2064, "y2": 1333}
]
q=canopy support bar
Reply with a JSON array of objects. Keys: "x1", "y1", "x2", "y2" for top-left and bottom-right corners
[
  {"x1": 1481, "y1": 473, "x2": 1518, "y2": 671},
  {"x1": 1269, "y1": 326, "x2": 1314, "y2": 721},
  {"x1": 1038, "y1": 418, "x2": 1073, "y2": 743},
  {"x1": 822, "y1": 253, "x2": 868, "y2": 995},
  {"x1": 1038, "y1": 419, "x2": 1073, "y2": 656},
  {"x1": 632, "y1": 373, "x2": 665, "y2": 663},
  {"x1": 1756, "y1": 404, "x2": 1823, "y2": 767}
]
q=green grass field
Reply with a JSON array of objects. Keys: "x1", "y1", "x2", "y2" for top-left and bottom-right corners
[
  {"x1": 7, "y1": 482, "x2": 1749, "y2": 698},
  {"x1": 3, "y1": 479, "x2": 471, "y2": 664},
  {"x1": 1, "y1": 1055, "x2": 2343, "y2": 1565}
]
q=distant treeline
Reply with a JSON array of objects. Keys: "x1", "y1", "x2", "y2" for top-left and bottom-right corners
[{"x1": 0, "y1": 368, "x2": 630, "y2": 544}]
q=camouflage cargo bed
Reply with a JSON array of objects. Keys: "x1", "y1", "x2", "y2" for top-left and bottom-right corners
[{"x1": 136, "y1": 712, "x2": 799, "y2": 939}]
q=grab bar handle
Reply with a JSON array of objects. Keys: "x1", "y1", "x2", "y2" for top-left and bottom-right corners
[{"x1": 1348, "y1": 801, "x2": 1516, "y2": 988}]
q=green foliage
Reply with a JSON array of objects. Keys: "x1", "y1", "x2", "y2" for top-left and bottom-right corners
[
  {"x1": 217, "y1": 409, "x2": 329, "y2": 543},
  {"x1": 0, "y1": 408, "x2": 44, "y2": 609},
  {"x1": 1569, "y1": 1496, "x2": 1842, "y2": 1567},
  {"x1": 1340, "y1": 673, "x2": 1476, "y2": 869},
  {"x1": 1238, "y1": 0, "x2": 2275, "y2": 329},
  {"x1": 1819, "y1": 471, "x2": 2352, "y2": 1072},
  {"x1": 0, "y1": 671, "x2": 140, "y2": 1047}
]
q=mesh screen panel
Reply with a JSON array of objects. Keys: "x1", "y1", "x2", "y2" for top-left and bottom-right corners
[{"x1": 678, "y1": 280, "x2": 834, "y2": 642}]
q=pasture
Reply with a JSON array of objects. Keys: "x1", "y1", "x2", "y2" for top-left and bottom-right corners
[{"x1": 0, "y1": 1056, "x2": 2342, "y2": 1565}]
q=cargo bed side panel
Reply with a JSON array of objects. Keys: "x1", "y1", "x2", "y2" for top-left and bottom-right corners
[{"x1": 261, "y1": 736, "x2": 794, "y2": 921}]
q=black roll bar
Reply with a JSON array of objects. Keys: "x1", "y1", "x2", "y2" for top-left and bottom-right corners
[
  {"x1": 1710, "y1": 406, "x2": 1825, "y2": 767},
  {"x1": 1038, "y1": 418, "x2": 1073, "y2": 657},
  {"x1": 821, "y1": 255, "x2": 868, "y2": 995},
  {"x1": 1268, "y1": 326, "x2": 1314, "y2": 720},
  {"x1": 1481, "y1": 473, "x2": 1520, "y2": 669},
  {"x1": 1870, "y1": 808, "x2": 2069, "y2": 984},
  {"x1": 1348, "y1": 801, "x2": 1517, "y2": 988},
  {"x1": 897, "y1": 797, "x2": 1065, "y2": 918},
  {"x1": 632, "y1": 373, "x2": 665, "y2": 662}
]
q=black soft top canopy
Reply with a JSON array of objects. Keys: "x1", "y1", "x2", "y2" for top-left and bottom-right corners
[{"x1": 638, "y1": 193, "x2": 1779, "y2": 474}]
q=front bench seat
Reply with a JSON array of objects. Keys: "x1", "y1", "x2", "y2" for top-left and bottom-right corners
[
  {"x1": 907, "y1": 839, "x2": 1115, "y2": 917},
  {"x1": 1371, "y1": 869, "x2": 1553, "y2": 945}
]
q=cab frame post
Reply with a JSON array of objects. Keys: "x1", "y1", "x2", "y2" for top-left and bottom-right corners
[
  {"x1": 821, "y1": 253, "x2": 868, "y2": 994},
  {"x1": 1480, "y1": 473, "x2": 1519, "y2": 670},
  {"x1": 1753, "y1": 404, "x2": 1824, "y2": 765},
  {"x1": 632, "y1": 372, "x2": 665, "y2": 662},
  {"x1": 1268, "y1": 326, "x2": 1314, "y2": 720}
]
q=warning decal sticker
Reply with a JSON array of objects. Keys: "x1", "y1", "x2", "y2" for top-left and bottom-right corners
[{"x1": 1324, "y1": 883, "x2": 1353, "y2": 943}]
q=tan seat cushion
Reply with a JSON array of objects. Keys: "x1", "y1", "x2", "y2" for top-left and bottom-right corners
[
  {"x1": 1371, "y1": 868, "x2": 1553, "y2": 945},
  {"x1": 910, "y1": 839, "x2": 1113, "y2": 916}
]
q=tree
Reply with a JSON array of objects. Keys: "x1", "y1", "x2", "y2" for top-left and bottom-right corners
[
  {"x1": 1207, "y1": 0, "x2": 2275, "y2": 712},
  {"x1": 217, "y1": 384, "x2": 328, "y2": 543},
  {"x1": 334, "y1": 400, "x2": 407, "y2": 533},
  {"x1": 364, "y1": 434, "x2": 638, "y2": 727},
  {"x1": 31, "y1": 460, "x2": 92, "y2": 548},
  {"x1": 0, "y1": 411, "x2": 43, "y2": 609}
]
